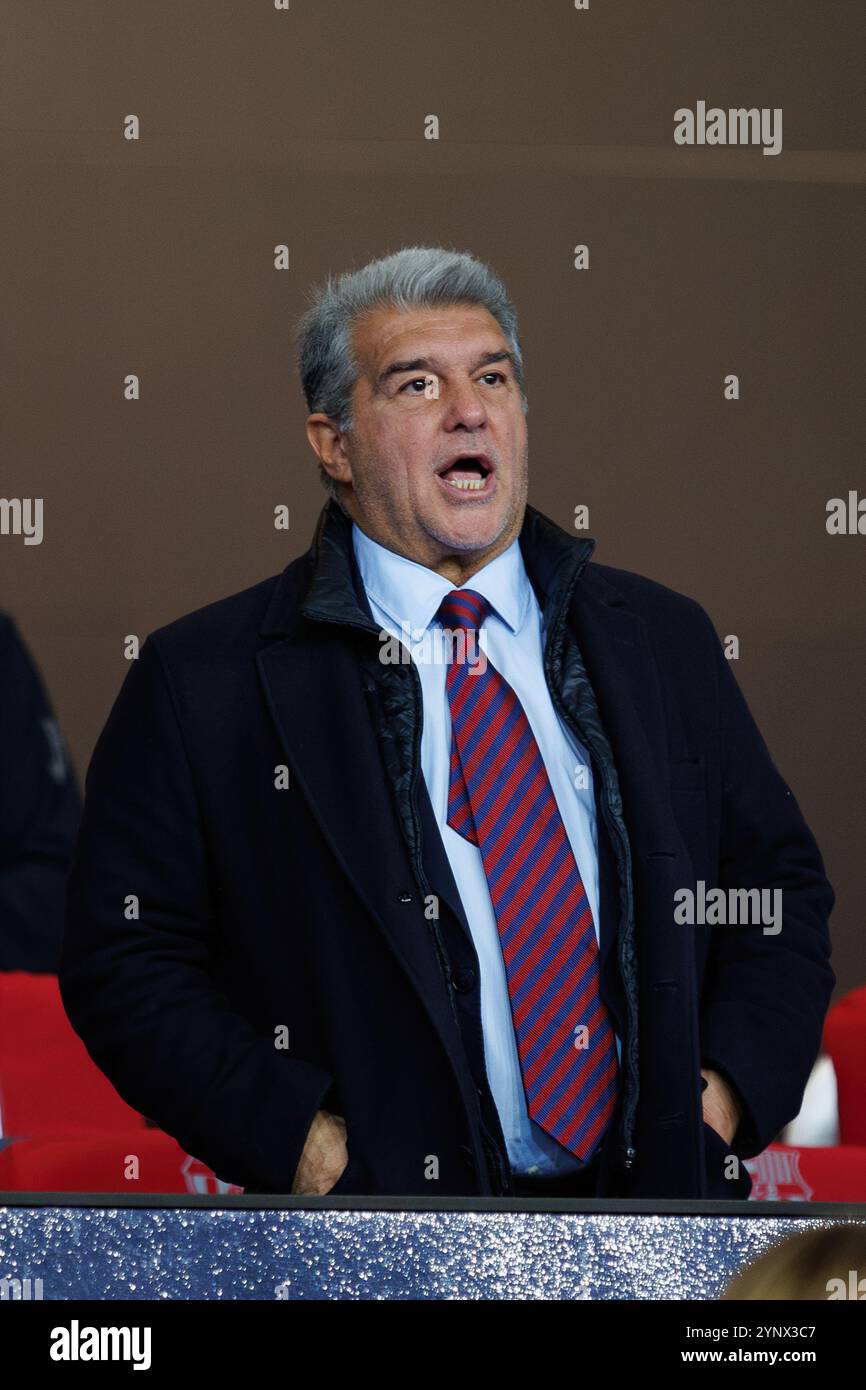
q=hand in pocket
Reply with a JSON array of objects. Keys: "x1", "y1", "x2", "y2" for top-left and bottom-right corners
[{"x1": 291, "y1": 1109, "x2": 349, "y2": 1195}]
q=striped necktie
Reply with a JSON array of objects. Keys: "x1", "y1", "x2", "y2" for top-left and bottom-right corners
[{"x1": 436, "y1": 587, "x2": 619, "y2": 1162}]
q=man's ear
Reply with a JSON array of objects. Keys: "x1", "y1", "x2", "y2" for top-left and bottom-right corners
[{"x1": 305, "y1": 414, "x2": 353, "y2": 490}]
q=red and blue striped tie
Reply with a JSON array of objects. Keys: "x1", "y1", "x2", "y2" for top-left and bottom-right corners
[{"x1": 437, "y1": 588, "x2": 619, "y2": 1162}]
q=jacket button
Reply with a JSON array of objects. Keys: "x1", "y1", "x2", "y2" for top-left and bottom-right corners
[{"x1": 450, "y1": 966, "x2": 476, "y2": 993}]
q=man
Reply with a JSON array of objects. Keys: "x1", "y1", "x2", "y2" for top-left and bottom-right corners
[{"x1": 60, "y1": 246, "x2": 835, "y2": 1199}]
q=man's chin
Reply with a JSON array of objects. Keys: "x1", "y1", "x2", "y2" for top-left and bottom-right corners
[{"x1": 426, "y1": 512, "x2": 509, "y2": 556}]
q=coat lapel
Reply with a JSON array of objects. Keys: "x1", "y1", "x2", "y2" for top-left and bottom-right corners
[
  {"x1": 569, "y1": 574, "x2": 677, "y2": 859},
  {"x1": 255, "y1": 504, "x2": 464, "y2": 1058},
  {"x1": 256, "y1": 627, "x2": 463, "y2": 1051}
]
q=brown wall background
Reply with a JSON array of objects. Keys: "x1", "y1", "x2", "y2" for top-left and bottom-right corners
[{"x1": 3, "y1": 2, "x2": 864, "y2": 998}]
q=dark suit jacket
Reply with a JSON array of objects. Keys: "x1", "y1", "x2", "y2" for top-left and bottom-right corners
[{"x1": 59, "y1": 501, "x2": 835, "y2": 1198}]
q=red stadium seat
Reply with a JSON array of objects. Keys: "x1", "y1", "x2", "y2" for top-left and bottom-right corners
[
  {"x1": 823, "y1": 983, "x2": 866, "y2": 1147},
  {"x1": 745, "y1": 1143, "x2": 866, "y2": 1202},
  {"x1": 0, "y1": 1131, "x2": 242, "y2": 1195},
  {"x1": 0, "y1": 972, "x2": 145, "y2": 1138}
]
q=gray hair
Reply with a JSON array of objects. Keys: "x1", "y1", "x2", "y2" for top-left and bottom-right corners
[{"x1": 293, "y1": 245, "x2": 528, "y2": 499}]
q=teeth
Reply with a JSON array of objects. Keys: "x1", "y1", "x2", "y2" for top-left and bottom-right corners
[{"x1": 444, "y1": 476, "x2": 486, "y2": 490}]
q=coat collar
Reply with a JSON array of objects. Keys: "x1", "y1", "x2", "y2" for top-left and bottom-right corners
[{"x1": 260, "y1": 496, "x2": 622, "y2": 640}]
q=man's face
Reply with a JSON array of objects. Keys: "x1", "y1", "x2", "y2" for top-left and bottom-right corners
[{"x1": 309, "y1": 303, "x2": 529, "y2": 579}]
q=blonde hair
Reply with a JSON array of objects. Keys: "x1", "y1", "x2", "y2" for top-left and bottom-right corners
[{"x1": 722, "y1": 1225, "x2": 866, "y2": 1300}]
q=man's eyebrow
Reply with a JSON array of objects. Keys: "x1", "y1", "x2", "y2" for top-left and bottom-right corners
[{"x1": 374, "y1": 349, "x2": 515, "y2": 391}]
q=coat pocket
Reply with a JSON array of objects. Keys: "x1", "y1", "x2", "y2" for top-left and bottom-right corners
[
  {"x1": 702, "y1": 1121, "x2": 752, "y2": 1199},
  {"x1": 326, "y1": 1151, "x2": 359, "y2": 1196}
]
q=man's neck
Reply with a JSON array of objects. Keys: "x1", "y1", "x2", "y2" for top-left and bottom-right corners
[{"x1": 347, "y1": 513, "x2": 520, "y2": 587}]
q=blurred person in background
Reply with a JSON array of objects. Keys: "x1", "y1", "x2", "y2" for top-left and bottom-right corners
[
  {"x1": 0, "y1": 612, "x2": 81, "y2": 972},
  {"x1": 723, "y1": 1225, "x2": 866, "y2": 1300}
]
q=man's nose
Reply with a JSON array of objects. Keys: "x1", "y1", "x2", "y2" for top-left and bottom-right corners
[{"x1": 442, "y1": 379, "x2": 489, "y2": 431}]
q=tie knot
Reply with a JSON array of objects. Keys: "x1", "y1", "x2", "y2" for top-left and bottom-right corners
[{"x1": 436, "y1": 588, "x2": 490, "y2": 636}]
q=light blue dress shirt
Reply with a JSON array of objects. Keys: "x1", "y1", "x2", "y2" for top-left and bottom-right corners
[{"x1": 352, "y1": 521, "x2": 621, "y2": 1177}]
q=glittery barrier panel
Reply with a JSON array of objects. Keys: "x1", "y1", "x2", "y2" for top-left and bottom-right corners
[{"x1": 0, "y1": 1207, "x2": 863, "y2": 1300}]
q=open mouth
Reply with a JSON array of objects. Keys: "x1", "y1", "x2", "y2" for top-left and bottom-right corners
[{"x1": 435, "y1": 456, "x2": 494, "y2": 493}]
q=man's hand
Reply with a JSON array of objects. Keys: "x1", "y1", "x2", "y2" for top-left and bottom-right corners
[
  {"x1": 291, "y1": 1109, "x2": 349, "y2": 1195},
  {"x1": 701, "y1": 1067, "x2": 743, "y2": 1145}
]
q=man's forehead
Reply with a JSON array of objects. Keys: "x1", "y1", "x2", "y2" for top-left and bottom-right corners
[{"x1": 352, "y1": 303, "x2": 506, "y2": 370}]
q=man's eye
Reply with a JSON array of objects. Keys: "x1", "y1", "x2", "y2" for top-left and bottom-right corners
[
  {"x1": 400, "y1": 377, "x2": 432, "y2": 393},
  {"x1": 480, "y1": 372, "x2": 506, "y2": 385}
]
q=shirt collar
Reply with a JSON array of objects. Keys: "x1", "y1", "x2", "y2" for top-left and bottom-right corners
[{"x1": 351, "y1": 521, "x2": 531, "y2": 637}]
